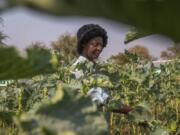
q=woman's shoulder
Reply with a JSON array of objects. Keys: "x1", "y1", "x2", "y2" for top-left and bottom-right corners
[{"x1": 72, "y1": 56, "x2": 88, "y2": 67}]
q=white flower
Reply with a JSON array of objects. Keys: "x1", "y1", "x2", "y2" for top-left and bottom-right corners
[
  {"x1": 87, "y1": 87, "x2": 109, "y2": 105},
  {"x1": 72, "y1": 69, "x2": 84, "y2": 79},
  {"x1": 155, "y1": 69, "x2": 161, "y2": 74}
]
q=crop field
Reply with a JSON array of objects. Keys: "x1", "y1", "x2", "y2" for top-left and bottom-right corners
[
  {"x1": 0, "y1": 50, "x2": 179, "y2": 135},
  {"x1": 1, "y1": 0, "x2": 180, "y2": 134}
]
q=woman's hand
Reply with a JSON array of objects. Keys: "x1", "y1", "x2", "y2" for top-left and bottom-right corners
[{"x1": 111, "y1": 104, "x2": 133, "y2": 114}]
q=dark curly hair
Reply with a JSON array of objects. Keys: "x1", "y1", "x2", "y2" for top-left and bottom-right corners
[{"x1": 77, "y1": 24, "x2": 108, "y2": 54}]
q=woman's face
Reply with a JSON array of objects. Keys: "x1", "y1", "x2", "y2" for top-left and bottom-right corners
[{"x1": 82, "y1": 36, "x2": 104, "y2": 61}]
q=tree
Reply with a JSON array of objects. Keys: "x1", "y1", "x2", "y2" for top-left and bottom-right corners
[
  {"x1": 51, "y1": 34, "x2": 78, "y2": 65},
  {"x1": 128, "y1": 45, "x2": 156, "y2": 60},
  {"x1": 0, "y1": 18, "x2": 7, "y2": 45},
  {"x1": 161, "y1": 44, "x2": 180, "y2": 60},
  {"x1": 109, "y1": 45, "x2": 155, "y2": 65},
  {"x1": 109, "y1": 52, "x2": 130, "y2": 65},
  {"x1": 0, "y1": 30, "x2": 7, "y2": 45}
]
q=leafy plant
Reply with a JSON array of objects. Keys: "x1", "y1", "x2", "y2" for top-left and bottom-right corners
[{"x1": 0, "y1": 49, "x2": 179, "y2": 135}]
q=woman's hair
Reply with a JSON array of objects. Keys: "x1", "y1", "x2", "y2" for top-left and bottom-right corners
[{"x1": 77, "y1": 24, "x2": 108, "y2": 54}]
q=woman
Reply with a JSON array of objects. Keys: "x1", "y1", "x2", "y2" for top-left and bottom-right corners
[{"x1": 72, "y1": 24, "x2": 132, "y2": 114}]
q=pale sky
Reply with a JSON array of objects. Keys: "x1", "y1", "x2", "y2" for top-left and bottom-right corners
[{"x1": 0, "y1": 7, "x2": 174, "y2": 60}]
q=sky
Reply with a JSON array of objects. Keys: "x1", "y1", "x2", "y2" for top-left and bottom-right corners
[{"x1": 0, "y1": 7, "x2": 174, "y2": 60}]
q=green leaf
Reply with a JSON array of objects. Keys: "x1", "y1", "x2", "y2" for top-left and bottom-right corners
[
  {"x1": 150, "y1": 126, "x2": 169, "y2": 135},
  {"x1": 0, "y1": 45, "x2": 57, "y2": 80},
  {"x1": 127, "y1": 102, "x2": 154, "y2": 123},
  {"x1": 169, "y1": 121, "x2": 177, "y2": 132},
  {"x1": 16, "y1": 84, "x2": 108, "y2": 135},
  {"x1": 124, "y1": 27, "x2": 152, "y2": 44},
  {"x1": 2, "y1": 0, "x2": 180, "y2": 41}
]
